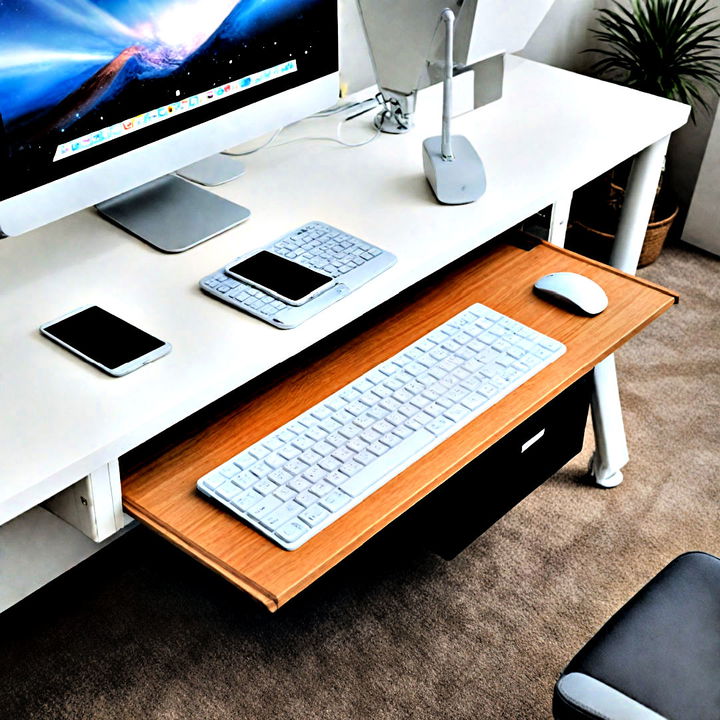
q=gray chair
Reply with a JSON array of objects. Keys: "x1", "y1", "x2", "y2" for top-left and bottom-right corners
[{"x1": 553, "y1": 552, "x2": 720, "y2": 720}]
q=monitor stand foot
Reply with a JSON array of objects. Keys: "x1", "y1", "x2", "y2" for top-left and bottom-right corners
[
  {"x1": 95, "y1": 175, "x2": 251, "y2": 253},
  {"x1": 175, "y1": 154, "x2": 246, "y2": 186}
]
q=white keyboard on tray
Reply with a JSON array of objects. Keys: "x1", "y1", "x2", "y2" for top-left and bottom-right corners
[{"x1": 197, "y1": 303, "x2": 566, "y2": 550}]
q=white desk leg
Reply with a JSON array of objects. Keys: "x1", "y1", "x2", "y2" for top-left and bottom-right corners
[
  {"x1": 548, "y1": 191, "x2": 573, "y2": 247},
  {"x1": 43, "y1": 460, "x2": 126, "y2": 542},
  {"x1": 611, "y1": 135, "x2": 671, "y2": 273},
  {"x1": 590, "y1": 356, "x2": 628, "y2": 487},
  {"x1": 589, "y1": 136, "x2": 670, "y2": 487}
]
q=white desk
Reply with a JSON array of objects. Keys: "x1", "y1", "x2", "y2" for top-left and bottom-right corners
[{"x1": 0, "y1": 57, "x2": 688, "y2": 608}]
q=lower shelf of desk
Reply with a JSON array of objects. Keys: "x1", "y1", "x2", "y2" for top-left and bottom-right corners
[{"x1": 121, "y1": 240, "x2": 677, "y2": 611}]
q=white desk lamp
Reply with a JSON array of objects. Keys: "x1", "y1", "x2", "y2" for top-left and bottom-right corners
[{"x1": 422, "y1": 8, "x2": 486, "y2": 204}]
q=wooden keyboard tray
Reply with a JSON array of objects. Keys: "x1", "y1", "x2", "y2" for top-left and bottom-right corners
[{"x1": 122, "y1": 241, "x2": 677, "y2": 611}]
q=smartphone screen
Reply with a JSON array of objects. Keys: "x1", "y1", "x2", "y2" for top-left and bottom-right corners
[
  {"x1": 42, "y1": 306, "x2": 166, "y2": 371},
  {"x1": 226, "y1": 251, "x2": 334, "y2": 304}
]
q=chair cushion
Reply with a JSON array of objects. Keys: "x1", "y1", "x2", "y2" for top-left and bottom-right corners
[{"x1": 553, "y1": 552, "x2": 720, "y2": 720}]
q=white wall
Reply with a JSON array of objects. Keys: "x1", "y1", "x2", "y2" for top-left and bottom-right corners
[
  {"x1": 520, "y1": 0, "x2": 606, "y2": 70},
  {"x1": 682, "y1": 103, "x2": 720, "y2": 254},
  {"x1": 666, "y1": 3, "x2": 720, "y2": 224}
]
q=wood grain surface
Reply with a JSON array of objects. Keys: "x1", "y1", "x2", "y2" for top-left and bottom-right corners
[{"x1": 122, "y1": 241, "x2": 678, "y2": 611}]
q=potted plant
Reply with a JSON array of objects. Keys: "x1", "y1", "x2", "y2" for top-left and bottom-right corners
[{"x1": 570, "y1": 0, "x2": 720, "y2": 266}]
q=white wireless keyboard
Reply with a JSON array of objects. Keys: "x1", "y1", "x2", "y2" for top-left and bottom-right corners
[
  {"x1": 197, "y1": 303, "x2": 566, "y2": 550},
  {"x1": 200, "y1": 221, "x2": 396, "y2": 328}
]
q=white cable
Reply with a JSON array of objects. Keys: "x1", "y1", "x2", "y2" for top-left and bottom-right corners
[
  {"x1": 221, "y1": 97, "x2": 380, "y2": 156},
  {"x1": 220, "y1": 127, "x2": 285, "y2": 157}
]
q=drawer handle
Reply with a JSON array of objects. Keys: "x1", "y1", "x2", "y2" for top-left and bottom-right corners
[{"x1": 521, "y1": 428, "x2": 546, "y2": 453}]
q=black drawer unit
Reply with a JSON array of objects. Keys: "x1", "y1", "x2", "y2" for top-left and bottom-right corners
[{"x1": 412, "y1": 372, "x2": 593, "y2": 560}]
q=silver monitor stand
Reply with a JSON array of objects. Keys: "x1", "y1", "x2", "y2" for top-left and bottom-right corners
[
  {"x1": 95, "y1": 174, "x2": 250, "y2": 253},
  {"x1": 176, "y1": 154, "x2": 246, "y2": 187}
]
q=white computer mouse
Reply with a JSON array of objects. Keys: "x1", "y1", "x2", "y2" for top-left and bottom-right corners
[{"x1": 533, "y1": 272, "x2": 608, "y2": 316}]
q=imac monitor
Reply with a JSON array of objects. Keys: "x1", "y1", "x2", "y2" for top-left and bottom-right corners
[{"x1": 0, "y1": 0, "x2": 339, "y2": 250}]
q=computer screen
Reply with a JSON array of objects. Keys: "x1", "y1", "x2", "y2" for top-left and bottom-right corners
[{"x1": 0, "y1": 0, "x2": 337, "y2": 220}]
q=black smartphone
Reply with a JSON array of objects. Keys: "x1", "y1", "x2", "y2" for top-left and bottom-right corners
[
  {"x1": 39, "y1": 305, "x2": 171, "y2": 376},
  {"x1": 225, "y1": 250, "x2": 335, "y2": 305}
]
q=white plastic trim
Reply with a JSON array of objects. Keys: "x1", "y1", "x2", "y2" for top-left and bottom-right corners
[{"x1": 557, "y1": 673, "x2": 668, "y2": 720}]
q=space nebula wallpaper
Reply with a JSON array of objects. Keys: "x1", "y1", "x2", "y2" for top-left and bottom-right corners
[{"x1": 0, "y1": 0, "x2": 337, "y2": 199}]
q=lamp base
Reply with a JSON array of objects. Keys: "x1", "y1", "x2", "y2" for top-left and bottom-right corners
[{"x1": 422, "y1": 135, "x2": 486, "y2": 205}]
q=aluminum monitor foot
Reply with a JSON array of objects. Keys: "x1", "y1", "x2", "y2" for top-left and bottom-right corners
[
  {"x1": 96, "y1": 175, "x2": 251, "y2": 253},
  {"x1": 176, "y1": 154, "x2": 246, "y2": 187}
]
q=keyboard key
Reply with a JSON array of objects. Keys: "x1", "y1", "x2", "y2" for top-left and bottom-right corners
[
  {"x1": 248, "y1": 495, "x2": 284, "y2": 520},
  {"x1": 320, "y1": 489, "x2": 351, "y2": 513},
  {"x1": 333, "y1": 446, "x2": 354, "y2": 463},
  {"x1": 347, "y1": 437, "x2": 367, "y2": 453},
  {"x1": 379, "y1": 432, "x2": 402, "y2": 448},
  {"x1": 445, "y1": 405, "x2": 470, "y2": 422},
  {"x1": 299, "y1": 449, "x2": 322, "y2": 466},
  {"x1": 345, "y1": 401, "x2": 366, "y2": 416},
  {"x1": 288, "y1": 476, "x2": 311, "y2": 493},
  {"x1": 319, "y1": 456, "x2": 341, "y2": 472},
  {"x1": 311, "y1": 406, "x2": 332, "y2": 421},
  {"x1": 313, "y1": 440, "x2": 335, "y2": 457},
  {"x1": 326, "y1": 470, "x2": 347, "y2": 486},
  {"x1": 250, "y1": 462, "x2": 273, "y2": 478},
  {"x1": 379, "y1": 397, "x2": 401, "y2": 412},
  {"x1": 219, "y1": 464, "x2": 240, "y2": 480},
  {"x1": 253, "y1": 478, "x2": 278, "y2": 496},
  {"x1": 325, "y1": 432, "x2": 346, "y2": 448},
  {"x1": 233, "y1": 455, "x2": 255, "y2": 471},
  {"x1": 354, "y1": 450, "x2": 376, "y2": 466},
  {"x1": 340, "y1": 387, "x2": 361, "y2": 402},
  {"x1": 461, "y1": 392, "x2": 487, "y2": 411},
  {"x1": 285, "y1": 458, "x2": 309, "y2": 475},
  {"x1": 354, "y1": 413, "x2": 375, "y2": 429},
  {"x1": 478, "y1": 382, "x2": 499, "y2": 397},
  {"x1": 249, "y1": 445, "x2": 270, "y2": 461},
  {"x1": 303, "y1": 465, "x2": 327, "y2": 483},
  {"x1": 426, "y1": 416, "x2": 455, "y2": 435},
  {"x1": 267, "y1": 490, "x2": 301, "y2": 519},
  {"x1": 338, "y1": 424, "x2": 362, "y2": 439},
  {"x1": 299, "y1": 504, "x2": 330, "y2": 527},
  {"x1": 275, "y1": 520, "x2": 309, "y2": 544},
  {"x1": 216, "y1": 481, "x2": 242, "y2": 501},
  {"x1": 231, "y1": 488, "x2": 264, "y2": 512},
  {"x1": 386, "y1": 412, "x2": 406, "y2": 427},
  {"x1": 264, "y1": 453, "x2": 285, "y2": 469},
  {"x1": 336, "y1": 459, "x2": 361, "y2": 477},
  {"x1": 295, "y1": 490, "x2": 316, "y2": 507},
  {"x1": 310, "y1": 480, "x2": 333, "y2": 497},
  {"x1": 268, "y1": 468, "x2": 292, "y2": 486},
  {"x1": 279, "y1": 445, "x2": 301, "y2": 461},
  {"x1": 292, "y1": 435, "x2": 314, "y2": 451},
  {"x1": 306, "y1": 425, "x2": 327, "y2": 441}
]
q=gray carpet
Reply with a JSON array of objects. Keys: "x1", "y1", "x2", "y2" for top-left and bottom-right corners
[{"x1": 1, "y1": 241, "x2": 718, "y2": 720}]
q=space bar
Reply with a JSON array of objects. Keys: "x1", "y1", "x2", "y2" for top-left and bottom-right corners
[{"x1": 339, "y1": 429, "x2": 435, "y2": 497}]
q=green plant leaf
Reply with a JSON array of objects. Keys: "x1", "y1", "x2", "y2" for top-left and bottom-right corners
[{"x1": 588, "y1": 0, "x2": 720, "y2": 121}]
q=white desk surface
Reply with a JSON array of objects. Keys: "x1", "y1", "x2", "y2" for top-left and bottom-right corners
[{"x1": 0, "y1": 57, "x2": 688, "y2": 525}]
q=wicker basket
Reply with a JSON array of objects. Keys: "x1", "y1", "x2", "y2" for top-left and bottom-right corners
[{"x1": 572, "y1": 196, "x2": 678, "y2": 268}]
